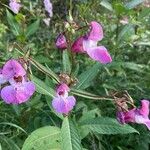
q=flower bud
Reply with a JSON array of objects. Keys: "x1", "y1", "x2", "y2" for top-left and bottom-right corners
[{"x1": 55, "y1": 33, "x2": 67, "y2": 50}]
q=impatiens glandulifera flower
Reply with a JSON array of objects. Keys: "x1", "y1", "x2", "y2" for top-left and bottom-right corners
[
  {"x1": 52, "y1": 83, "x2": 76, "y2": 115},
  {"x1": 117, "y1": 100, "x2": 150, "y2": 130},
  {"x1": 71, "y1": 21, "x2": 112, "y2": 64},
  {"x1": 43, "y1": 0, "x2": 53, "y2": 17},
  {"x1": 55, "y1": 33, "x2": 67, "y2": 50},
  {"x1": 9, "y1": 0, "x2": 21, "y2": 14},
  {"x1": 0, "y1": 59, "x2": 36, "y2": 104}
]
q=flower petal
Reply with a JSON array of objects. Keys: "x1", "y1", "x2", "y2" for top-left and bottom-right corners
[
  {"x1": 71, "y1": 36, "x2": 85, "y2": 53},
  {"x1": 43, "y1": 0, "x2": 53, "y2": 17},
  {"x1": 52, "y1": 97, "x2": 66, "y2": 114},
  {"x1": 65, "y1": 96, "x2": 76, "y2": 113},
  {"x1": 2, "y1": 59, "x2": 26, "y2": 80},
  {"x1": 9, "y1": 0, "x2": 21, "y2": 14},
  {"x1": 52, "y1": 96, "x2": 76, "y2": 114},
  {"x1": 145, "y1": 121, "x2": 150, "y2": 130},
  {"x1": 86, "y1": 46, "x2": 112, "y2": 64},
  {"x1": 135, "y1": 114, "x2": 150, "y2": 130},
  {"x1": 1, "y1": 85, "x2": 16, "y2": 104},
  {"x1": 1, "y1": 81, "x2": 35, "y2": 104},
  {"x1": 139, "y1": 100, "x2": 149, "y2": 117},
  {"x1": 117, "y1": 109, "x2": 136, "y2": 124},
  {"x1": 87, "y1": 21, "x2": 103, "y2": 41}
]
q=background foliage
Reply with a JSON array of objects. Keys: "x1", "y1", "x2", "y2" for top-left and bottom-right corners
[{"x1": 0, "y1": 0, "x2": 150, "y2": 150}]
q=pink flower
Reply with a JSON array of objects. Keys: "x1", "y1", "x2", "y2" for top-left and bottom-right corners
[
  {"x1": 52, "y1": 83, "x2": 76, "y2": 115},
  {"x1": 55, "y1": 33, "x2": 67, "y2": 50},
  {"x1": 1, "y1": 77, "x2": 35, "y2": 104},
  {"x1": 71, "y1": 21, "x2": 112, "y2": 64},
  {"x1": 0, "y1": 59, "x2": 35, "y2": 104},
  {"x1": 9, "y1": 0, "x2": 21, "y2": 14},
  {"x1": 117, "y1": 100, "x2": 150, "y2": 130},
  {"x1": 43, "y1": 0, "x2": 53, "y2": 17},
  {"x1": 2, "y1": 59, "x2": 26, "y2": 80}
]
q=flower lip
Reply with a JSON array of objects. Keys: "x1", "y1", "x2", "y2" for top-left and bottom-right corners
[{"x1": 0, "y1": 80, "x2": 36, "y2": 104}]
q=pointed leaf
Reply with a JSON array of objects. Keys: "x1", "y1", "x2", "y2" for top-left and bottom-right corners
[
  {"x1": 125, "y1": 0, "x2": 144, "y2": 9},
  {"x1": 80, "y1": 117, "x2": 139, "y2": 134},
  {"x1": 25, "y1": 19, "x2": 40, "y2": 38},
  {"x1": 6, "y1": 9, "x2": 20, "y2": 36},
  {"x1": 31, "y1": 75, "x2": 55, "y2": 98},
  {"x1": 22, "y1": 126, "x2": 61, "y2": 150},
  {"x1": 75, "y1": 63, "x2": 101, "y2": 90},
  {"x1": 62, "y1": 50, "x2": 71, "y2": 74},
  {"x1": 61, "y1": 117, "x2": 82, "y2": 150}
]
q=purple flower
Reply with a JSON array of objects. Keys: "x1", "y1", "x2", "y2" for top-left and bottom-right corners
[
  {"x1": 55, "y1": 33, "x2": 67, "y2": 50},
  {"x1": 1, "y1": 77, "x2": 35, "y2": 104},
  {"x1": 43, "y1": 0, "x2": 53, "y2": 17},
  {"x1": 71, "y1": 21, "x2": 112, "y2": 64},
  {"x1": 52, "y1": 83, "x2": 76, "y2": 115},
  {"x1": 9, "y1": 0, "x2": 21, "y2": 14},
  {"x1": 117, "y1": 100, "x2": 150, "y2": 130},
  {"x1": 0, "y1": 59, "x2": 36, "y2": 104},
  {"x1": 2, "y1": 59, "x2": 26, "y2": 80}
]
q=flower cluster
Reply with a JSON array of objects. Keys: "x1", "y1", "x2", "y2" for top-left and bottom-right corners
[
  {"x1": 117, "y1": 100, "x2": 150, "y2": 130},
  {"x1": 52, "y1": 83, "x2": 76, "y2": 115},
  {"x1": 56, "y1": 21, "x2": 112, "y2": 64},
  {"x1": 0, "y1": 59, "x2": 35, "y2": 104},
  {"x1": 9, "y1": 0, "x2": 21, "y2": 14}
]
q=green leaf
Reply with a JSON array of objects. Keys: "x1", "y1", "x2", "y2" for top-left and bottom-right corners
[
  {"x1": 79, "y1": 109, "x2": 100, "y2": 123},
  {"x1": 118, "y1": 24, "x2": 135, "y2": 42},
  {"x1": 22, "y1": 126, "x2": 61, "y2": 150},
  {"x1": 125, "y1": 0, "x2": 144, "y2": 9},
  {"x1": 62, "y1": 50, "x2": 71, "y2": 74},
  {"x1": 30, "y1": 58, "x2": 60, "y2": 83},
  {"x1": 61, "y1": 117, "x2": 82, "y2": 150},
  {"x1": 100, "y1": 0, "x2": 113, "y2": 11},
  {"x1": 80, "y1": 117, "x2": 139, "y2": 135},
  {"x1": 0, "y1": 122, "x2": 27, "y2": 134},
  {"x1": 75, "y1": 63, "x2": 101, "y2": 89},
  {"x1": 25, "y1": 19, "x2": 40, "y2": 38},
  {"x1": 31, "y1": 75, "x2": 55, "y2": 97},
  {"x1": 6, "y1": 9, "x2": 20, "y2": 36},
  {"x1": 123, "y1": 62, "x2": 146, "y2": 72}
]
